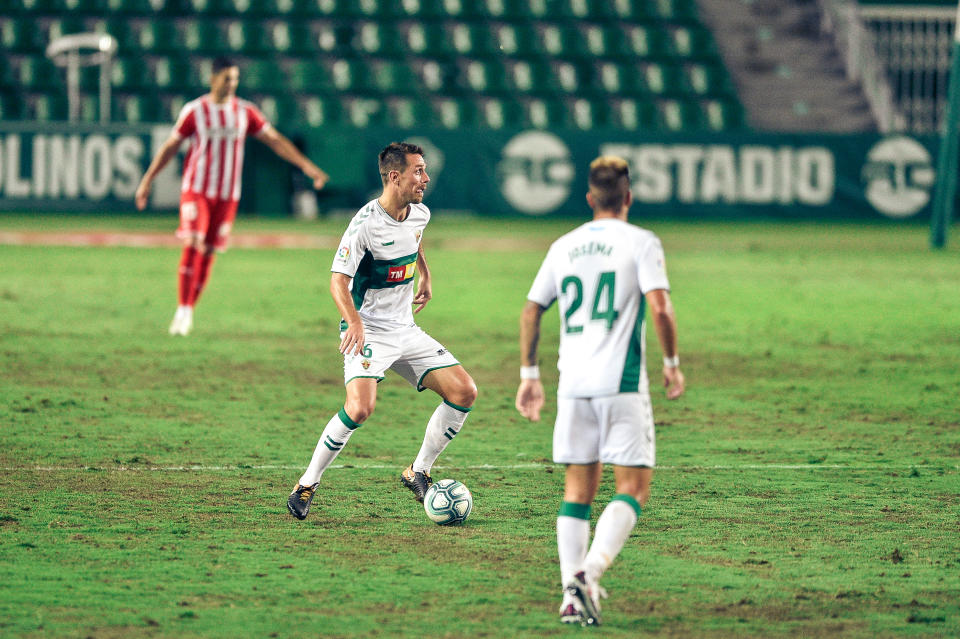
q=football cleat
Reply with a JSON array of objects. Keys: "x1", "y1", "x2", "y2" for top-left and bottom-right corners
[
  {"x1": 400, "y1": 465, "x2": 432, "y2": 502},
  {"x1": 564, "y1": 571, "x2": 602, "y2": 627},
  {"x1": 559, "y1": 602, "x2": 583, "y2": 625},
  {"x1": 168, "y1": 306, "x2": 193, "y2": 336},
  {"x1": 286, "y1": 482, "x2": 319, "y2": 520}
]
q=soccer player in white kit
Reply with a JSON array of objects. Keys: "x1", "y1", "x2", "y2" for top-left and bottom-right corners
[
  {"x1": 515, "y1": 156, "x2": 685, "y2": 626},
  {"x1": 287, "y1": 142, "x2": 478, "y2": 520},
  {"x1": 135, "y1": 57, "x2": 329, "y2": 336}
]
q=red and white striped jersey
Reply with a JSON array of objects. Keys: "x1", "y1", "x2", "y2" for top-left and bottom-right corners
[{"x1": 173, "y1": 95, "x2": 270, "y2": 202}]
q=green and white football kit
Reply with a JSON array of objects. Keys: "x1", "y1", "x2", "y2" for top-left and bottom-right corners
[
  {"x1": 332, "y1": 199, "x2": 459, "y2": 388},
  {"x1": 526, "y1": 218, "x2": 670, "y2": 466}
]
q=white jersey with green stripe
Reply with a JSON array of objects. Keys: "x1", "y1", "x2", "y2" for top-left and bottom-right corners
[
  {"x1": 331, "y1": 199, "x2": 429, "y2": 331},
  {"x1": 527, "y1": 218, "x2": 670, "y2": 399}
]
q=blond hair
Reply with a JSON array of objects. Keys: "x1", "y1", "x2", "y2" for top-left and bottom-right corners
[{"x1": 588, "y1": 156, "x2": 630, "y2": 212}]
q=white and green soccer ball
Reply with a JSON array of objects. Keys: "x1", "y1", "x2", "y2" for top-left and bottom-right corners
[{"x1": 423, "y1": 479, "x2": 473, "y2": 526}]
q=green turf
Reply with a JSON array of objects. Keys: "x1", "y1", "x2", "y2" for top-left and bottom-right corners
[{"x1": 0, "y1": 217, "x2": 957, "y2": 638}]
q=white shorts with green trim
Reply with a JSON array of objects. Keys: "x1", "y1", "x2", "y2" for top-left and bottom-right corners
[
  {"x1": 343, "y1": 324, "x2": 460, "y2": 390},
  {"x1": 553, "y1": 393, "x2": 656, "y2": 467}
]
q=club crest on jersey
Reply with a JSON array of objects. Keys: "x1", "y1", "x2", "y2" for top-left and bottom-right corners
[
  {"x1": 361, "y1": 360, "x2": 371, "y2": 370},
  {"x1": 386, "y1": 262, "x2": 416, "y2": 283}
]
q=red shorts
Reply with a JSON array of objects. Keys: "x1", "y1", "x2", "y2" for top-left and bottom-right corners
[{"x1": 177, "y1": 192, "x2": 239, "y2": 251}]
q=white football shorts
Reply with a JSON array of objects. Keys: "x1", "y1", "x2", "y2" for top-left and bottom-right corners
[
  {"x1": 342, "y1": 324, "x2": 460, "y2": 390},
  {"x1": 553, "y1": 393, "x2": 656, "y2": 467}
]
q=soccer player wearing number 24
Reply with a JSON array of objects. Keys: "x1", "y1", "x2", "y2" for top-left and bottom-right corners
[
  {"x1": 287, "y1": 142, "x2": 478, "y2": 520},
  {"x1": 135, "y1": 57, "x2": 330, "y2": 337},
  {"x1": 516, "y1": 156, "x2": 685, "y2": 627}
]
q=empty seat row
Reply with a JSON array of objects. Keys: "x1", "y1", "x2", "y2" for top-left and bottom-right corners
[
  {"x1": 4, "y1": 0, "x2": 701, "y2": 23},
  {"x1": 2, "y1": 16, "x2": 717, "y2": 63}
]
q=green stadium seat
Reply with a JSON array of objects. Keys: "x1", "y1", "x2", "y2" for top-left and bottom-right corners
[
  {"x1": 459, "y1": 59, "x2": 508, "y2": 94},
  {"x1": 387, "y1": 97, "x2": 434, "y2": 128},
  {"x1": 354, "y1": 0, "x2": 400, "y2": 18},
  {"x1": 180, "y1": 19, "x2": 230, "y2": 53},
  {"x1": 357, "y1": 22, "x2": 403, "y2": 57},
  {"x1": 299, "y1": 95, "x2": 343, "y2": 127},
  {"x1": 644, "y1": 62, "x2": 689, "y2": 96},
  {"x1": 111, "y1": 57, "x2": 150, "y2": 90},
  {"x1": 224, "y1": 20, "x2": 271, "y2": 54},
  {"x1": 137, "y1": 20, "x2": 179, "y2": 54},
  {"x1": 396, "y1": 0, "x2": 444, "y2": 17},
  {"x1": 480, "y1": 0, "x2": 528, "y2": 19},
  {"x1": 670, "y1": 25, "x2": 718, "y2": 60},
  {"x1": 254, "y1": 94, "x2": 301, "y2": 126},
  {"x1": 2, "y1": 19, "x2": 44, "y2": 53},
  {"x1": 186, "y1": 0, "x2": 235, "y2": 14},
  {"x1": 537, "y1": 24, "x2": 584, "y2": 59},
  {"x1": 372, "y1": 61, "x2": 419, "y2": 95},
  {"x1": 554, "y1": 61, "x2": 594, "y2": 95},
  {"x1": 268, "y1": 22, "x2": 318, "y2": 56},
  {"x1": 18, "y1": 57, "x2": 61, "y2": 90},
  {"x1": 579, "y1": 24, "x2": 630, "y2": 59},
  {"x1": 703, "y1": 98, "x2": 746, "y2": 130},
  {"x1": 449, "y1": 22, "x2": 497, "y2": 57},
  {"x1": 243, "y1": 59, "x2": 286, "y2": 92},
  {"x1": 0, "y1": 58, "x2": 13, "y2": 90},
  {"x1": 106, "y1": 0, "x2": 185, "y2": 13},
  {"x1": 116, "y1": 92, "x2": 163, "y2": 122},
  {"x1": 402, "y1": 23, "x2": 453, "y2": 58},
  {"x1": 440, "y1": 0, "x2": 484, "y2": 18},
  {"x1": 509, "y1": 59, "x2": 555, "y2": 95},
  {"x1": 414, "y1": 60, "x2": 457, "y2": 93},
  {"x1": 26, "y1": 94, "x2": 68, "y2": 121},
  {"x1": 435, "y1": 97, "x2": 478, "y2": 128},
  {"x1": 569, "y1": 97, "x2": 610, "y2": 130},
  {"x1": 660, "y1": 98, "x2": 704, "y2": 130},
  {"x1": 493, "y1": 23, "x2": 538, "y2": 57},
  {"x1": 611, "y1": 98, "x2": 662, "y2": 130},
  {"x1": 328, "y1": 59, "x2": 373, "y2": 93},
  {"x1": 685, "y1": 62, "x2": 733, "y2": 97},
  {"x1": 479, "y1": 97, "x2": 523, "y2": 128},
  {"x1": 552, "y1": 0, "x2": 615, "y2": 21},
  {"x1": 345, "y1": 97, "x2": 387, "y2": 127},
  {"x1": 287, "y1": 60, "x2": 333, "y2": 93},
  {"x1": 247, "y1": 0, "x2": 301, "y2": 15},
  {"x1": 610, "y1": 0, "x2": 655, "y2": 20},
  {"x1": 524, "y1": 97, "x2": 567, "y2": 129},
  {"x1": 624, "y1": 24, "x2": 675, "y2": 60},
  {"x1": 597, "y1": 61, "x2": 649, "y2": 97},
  {"x1": 153, "y1": 57, "x2": 207, "y2": 92},
  {"x1": 316, "y1": 22, "x2": 356, "y2": 56},
  {"x1": 652, "y1": 0, "x2": 699, "y2": 22}
]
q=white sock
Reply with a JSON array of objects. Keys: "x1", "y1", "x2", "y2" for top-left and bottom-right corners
[
  {"x1": 557, "y1": 502, "x2": 592, "y2": 586},
  {"x1": 412, "y1": 401, "x2": 470, "y2": 474},
  {"x1": 584, "y1": 496, "x2": 640, "y2": 583},
  {"x1": 298, "y1": 408, "x2": 362, "y2": 486}
]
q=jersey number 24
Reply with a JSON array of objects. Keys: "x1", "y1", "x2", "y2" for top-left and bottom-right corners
[{"x1": 560, "y1": 271, "x2": 619, "y2": 334}]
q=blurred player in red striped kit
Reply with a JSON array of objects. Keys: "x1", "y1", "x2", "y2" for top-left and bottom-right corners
[{"x1": 135, "y1": 56, "x2": 329, "y2": 336}]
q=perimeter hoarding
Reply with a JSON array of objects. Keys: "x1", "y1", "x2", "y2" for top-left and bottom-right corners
[{"x1": 0, "y1": 121, "x2": 940, "y2": 221}]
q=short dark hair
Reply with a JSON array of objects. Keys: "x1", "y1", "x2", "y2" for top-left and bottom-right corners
[
  {"x1": 212, "y1": 56, "x2": 237, "y2": 74},
  {"x1": 588, "y1": 156, "x2": 630, "y2": 211},
  {"x1": 378, "y1": 142, "x2": 425, "y2": 184}
]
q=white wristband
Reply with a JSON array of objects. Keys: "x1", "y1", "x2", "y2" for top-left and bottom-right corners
[
  {"x1": 520, "y1": 365, "x2": 540, "y2": 380},
  {"x1": 663, "y1": 356, "x2": 679, "y2": 368}
]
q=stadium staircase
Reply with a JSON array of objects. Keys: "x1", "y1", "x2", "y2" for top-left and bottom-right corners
[
  {"x1": 1, "y1": 0, "x2": 748, "y2": 132},
  {"x1": 697, "y1": 0, "x2": 877, "y2": 131}
]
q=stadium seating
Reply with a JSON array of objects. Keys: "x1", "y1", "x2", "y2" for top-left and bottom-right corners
[{"x1": 1, "y1": 0, "x2": 746, "y2": 132}]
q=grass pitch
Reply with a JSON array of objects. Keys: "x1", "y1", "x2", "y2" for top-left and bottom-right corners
[{"x1": 0, "y1": 215, "x2": 958, "y2": 638}]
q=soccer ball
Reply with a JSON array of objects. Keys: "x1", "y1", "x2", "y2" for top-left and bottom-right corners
[{"x1": 423, "y1": 479, "x2": 473, "y2": 526}]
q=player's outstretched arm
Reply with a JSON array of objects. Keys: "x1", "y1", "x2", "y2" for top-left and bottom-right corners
[
  {"x1": 516, "y1": 301, "x2": 546, "y2": 421},
  {"x1": 646, "y1": 289, "x2": 685, "y2": 400},
  {"x1": 255, "y1": 128, "x2": 329, "y2": 190},
  {"x1": 135, "y1": 134, "x2": 182, "y2": 210},
  {"x1": 413, "y1": 245, "x2": 432, "y2": 314}
]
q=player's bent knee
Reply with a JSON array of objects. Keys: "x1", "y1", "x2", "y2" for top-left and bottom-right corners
[
  {"x1": 450, "y1": 379, "x2": 478, "y2": 409},
  {"x1": 343, "y1": 401, "x2": 375, "y2": 424}
]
